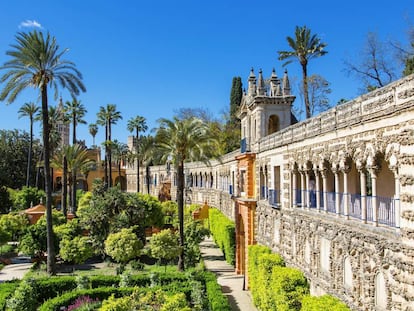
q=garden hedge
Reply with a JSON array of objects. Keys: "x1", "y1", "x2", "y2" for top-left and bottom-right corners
[
  {"x1": 301, "y1": 295, "x2": 350, "y2": 311},
  {"x1": 208, "y1": 208, "x2": 235, "y2": 265}
]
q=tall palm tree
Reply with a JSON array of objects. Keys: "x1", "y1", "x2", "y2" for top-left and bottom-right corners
[
  {"x1": 64, "y1": 98, "x2": 87, "y2": 145},
  {"x1": 0, "y1": 30, "x2": 85, "y2": 275},
  {"x1": 97, "y1": 104, "x2": 122, "y2": 188},
  {"x1": 18, "y1": 102, "x2": 39, "y2": 187},
  {"x1": 64, "y1": 98, "x2": 87, "y2": 214},
  {"x1": 88, "y1": 123, "x2": 98, "y2": 147},
  {"x1": 278, "y1": 25, "x2": 327, "y2": 119},
  {"x1": 127, "y1": 115, "x2": 148, "y2": 192},
  {"x1": 155, "y1": 116, "x2": 217, "y2": 271},
  {"x1": 52, "y1": 144, "x2": 94, "y2": 216}
]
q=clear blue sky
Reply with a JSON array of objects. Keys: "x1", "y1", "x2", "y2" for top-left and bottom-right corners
[{"x1": 0, "y1": 0, "x2": 413, "y2": 148}]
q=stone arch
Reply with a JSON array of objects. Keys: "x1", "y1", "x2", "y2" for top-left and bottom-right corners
[{"x1": 268, "y1": 114, "x2": 280, "y2": 135}]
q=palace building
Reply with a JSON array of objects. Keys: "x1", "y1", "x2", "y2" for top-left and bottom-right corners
[{"x1": 127, "y1": 70, "x2": 414, "y2": 310}]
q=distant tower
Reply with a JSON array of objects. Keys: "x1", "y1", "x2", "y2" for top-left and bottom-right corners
[
  {"x1": 238, "y1": 68, "x2": 295, "y2": 152},
  {"x1": 56, "y1": 97, "x2": 70, "y2": 147}
]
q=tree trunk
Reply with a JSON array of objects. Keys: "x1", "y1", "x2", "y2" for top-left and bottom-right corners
[
  {"x1": 72, "y1": 170, "x2": 77, "y2": 214},
  {"x1": 136, "y1": 129, "x2": 140, "y2": 193},
  {"x1": 62, "y1": 155, "x2": 67, "y2": 218},
  {"x1": 108, "y1": 122, "x2": 113, "y2": 188},
  {"x1": 104, "y1": 125, "x2": 109, "y2": 189},
  {"x1": 41, "y1": 85, "x2": 55, "y2": 275},
  {"x1": 26, "y1": 117, "x2": 33, "y2": 187},
  {"x1": 177, "y1": 161, "x2": 185, "y2": 271},
  {"x1": 302, "y1": 63, "x2": 311, "y2": 119},
  {"x1": 146, "y1": 165, "x2": 150, "y2": 194}
]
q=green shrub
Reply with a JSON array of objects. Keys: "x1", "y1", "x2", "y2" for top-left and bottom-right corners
[
  {"x1": 0, "y1": 281, "x2": 19, "y2": 311},
  {"x1": 301, "y1": 295, "x2": 350, "y2": 311},
  {"x1": 270, "y1": 266, "x2": 309, "y2": 311},
  {"x1": 36, "y1": 276, "x2": 77, "y2": 301},
  {"x1": 208, "y1": 208, "x2": 235, "y2": 265},
  {"x1": 6, "y1": 277, "x2": 38, "y2": 311},
  {"x1": 204, "y1": 271, "x2": 231, "y2": 311}
]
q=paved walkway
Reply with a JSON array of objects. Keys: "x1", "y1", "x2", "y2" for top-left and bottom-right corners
[
  {"x1": 0, "y1": 262, "x2": 32, "y2": 282},
  {"x1": 200, "y1": 237, "x2": 258, "y2": 311}
]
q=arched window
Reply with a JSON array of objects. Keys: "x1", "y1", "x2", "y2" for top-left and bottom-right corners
[
  {"x1": 343, "y1": 256, "x2": 353, "y2": 289},
  {"x1": 268, "y1": 115, "x2": 280, "y2": 135}
]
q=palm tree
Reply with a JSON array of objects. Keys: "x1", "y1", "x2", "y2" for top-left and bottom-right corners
[
  {"x1": 278, "y1": 25, "x2": 327, "y2": 119},
  {"x1": 127, "y1": 115, "x2": 148, "y2": 192},
  {"x1": 111, "y1": 139, "x2": 129, "y2": 185},
  {"x1": 155, "y1": 116, "x2": 217, "y2": 271},
  {"x1": 97, "y1": 104, "x2": 122, "y2": 188},
  {"x1": 52, "y1": 144, "x2": 94, "y2": 216},
  {"x1": 89, "y1": 123, "x2": 98, "y2": 147},
  {"x1": 64, "y1": 98, "x2": 87, "y2": 145},
  {"x1": 64, "y1": 98, "x2": 87, "y2": 214},
  {"x1": 18, "y1": 102, "x2": 39, "y2": 187},
  {"x1": 139, "y1": 135, "x2": 160, "y2": 194},
  {"x1": 0, "y1": 30, "x2": 85, "y2": 275}
]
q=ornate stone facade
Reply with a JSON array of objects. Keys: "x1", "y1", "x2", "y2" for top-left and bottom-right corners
[{"x1": 126, "y1": 71, "x2": 414, "y2": 310}]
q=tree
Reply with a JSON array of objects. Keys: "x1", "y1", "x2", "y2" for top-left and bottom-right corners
[
  {"x1": 0, "y1": 30, "x2": 86, "y2": 274},
  {"x1": 64, "y1": 99, "x2": 87, "y2": 215},
  {"x1": 149, "y1": 229, "x2": 180, "y2": 269},
  {"x1": 59, "y1": 236, "x2": 92, "y2": 266},
  {"x1": 0, "y1": 130, "x2": 41, "y2": 189},
  {"x1": 127, "y1": 115, "x2": 148, "y2": 193},
  {"x1": 18, "y1": 102, "x2": 39, "y2": 187},
  {"x1": 344, "y1": 32, "x2": 397, "y2": 92},
  {"x1": 111, "y1": 139, "x2": 129, "y2": 183},
  {"x1": 229, "y1": 76, "x2": 242, "y2": 125},
  {"x1": 298, "y1": 74, "x2": 332, "y2": 117},
  {"x1": 104, "y1": 228, "x2": 143, "y2": 265},
  {"x1": 52, "y1": 144, "x2": 95, "y2": 215},
  {"x1": 88, "y1": 123, "x2": 98, "y2": 147},
  {"x1": 155, "y1": 116, "x2": 217, "y2": 270},
  {"x1": 64, "y1": 98, "x2": 87, "y2": 145},
  {"x1": 97, "y1": 104, "x2": 122, "y2": 188},
  {"x1": 278, "y1": 25, "x2": 328, "y2": 118},
  {"x1": 10, "y1": 186, "x2": 45, "y2": 211}
]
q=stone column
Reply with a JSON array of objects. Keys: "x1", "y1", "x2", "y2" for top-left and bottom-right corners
[
  {"x1": 305, "y1": 170, "x2": 310, "y2": 209},
  {"x1": 321, "y1": 170, "x2": 328, "y2": 213},
  {"x1": 393, "y1": 169, "x2": 401, "y2": 229},
  {"x1": 315, "y1": 169, "x2": 321, "y2": 211},
  {"x1": 343, "y1": 169, "x2": 350, "y2": 219},
  {"x1": 333, "y1": 167, "x2": 340, "y2": 215},
  {"x1": 360, "y1": 169, "x2": 367, "y2": 224},
  {"x1": 292, "y1": 169, "x2": 297, "y2": 208},
  {"x1": 300, "y1": 171, "x2": 306, "y2": 209},
  {"x1": 370, "y1": 169, "x2": 378, "y2": 227}
]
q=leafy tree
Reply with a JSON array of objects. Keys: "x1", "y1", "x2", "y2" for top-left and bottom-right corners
[
  {"x1": 344, "y1": 32, "x2": 397, "y2": 92},
  {"x1": 155, "y1": 116, "x2": 218, "y2": 270},
  {"x1": 162, "y1": 200, "x2": 178, "y2": 226},
  {"x1": 111, "y1": 139, "x2": 129, "y2": 183},
  {"x1": 54, "y1": 218, "x2": 83, "y2": 241},
  {"x1": 278, "y1": 25, "x2": 328, "y2": 118},
  {"x1": 11, "y1": 186, "x2": 45, "y2": 211},
  {"x1": 184, "y1": 219, "x2": 209, "y2": 268},
  {"x1": 0, "y1": 130, "x2": 41, "y2": 189},
  {"x1": 88, "y1": 123, "x2": 98, "y2": 147},
  {"x1": 149, "y1": 229, "x2": 180, "y2": 268},
  {"x1": 127, "y1": 115, "x2": 148, "y2": 192},
  {"x1": 0, "y1": 213, "x2": 28, "y2": 241},
  {"x1": 59, "y1": 236, "x2": 92, "y2": 265},
  {"x1": 104, "y1": 228, "x2": 143, "y2": 265},
  {"x1": 18, "y1": 102, "x2": 40, "y2": 187},
  {"x1": 0, "y1": 30, "x2": 86, "y2": 275},
  {"x1": 97, "y1": 104, "x2": 122, "y2": 188},
  {"x1": 0, "y1": 186, "x2": 12, "y2": 214}
]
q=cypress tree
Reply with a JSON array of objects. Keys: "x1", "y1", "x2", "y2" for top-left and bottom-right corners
[{"x1": 229, "y1": 77, "x2": 243, "y2": 125}]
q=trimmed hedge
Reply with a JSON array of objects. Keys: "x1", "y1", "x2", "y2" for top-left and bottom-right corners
[
  {"x1": 204, "y1": 271, "x2": 231, "y2": 311},
  {"x1": 301, "y1": 295, "x2": 350, "y2": 311},
  {"x1": 209, "y1": 208, "x2": 235, "y2": 265},
  {"x1": 0, "y1": 281, "x2": 19, "y2": 311}
]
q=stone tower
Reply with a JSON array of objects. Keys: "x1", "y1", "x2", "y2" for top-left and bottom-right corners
[
  {"x1": 56, "y1": 97, "x2": 70, "y2": 147},
  {"x1": 238, "y1": 68, "x2": 295, "y2": 152}
]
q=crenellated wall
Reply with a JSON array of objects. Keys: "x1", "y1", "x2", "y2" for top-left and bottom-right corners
[{"x1": 126, "y1": 73, "x2": 414, "y2": 311}]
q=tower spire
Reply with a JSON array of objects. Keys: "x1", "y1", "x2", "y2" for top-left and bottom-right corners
[
  {"x1": 247, "y1": 67, "x2": 257, "y2": 97},
  {"x1": 257, "y1": 69, "x2": 266, "y2": 96}
]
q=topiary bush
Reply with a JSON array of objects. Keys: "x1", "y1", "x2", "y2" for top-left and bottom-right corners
[
  {"x1": 204, "y1": 271, "x2": 231, "y2": 311},
  {"x1": 301, "y1": 294, "x2": 350, "y2": 310},
  {"x1": 208, "y1": 208, "x2": 235, "y2": 265}
]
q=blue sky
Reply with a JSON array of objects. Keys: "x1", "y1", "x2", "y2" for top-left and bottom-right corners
[{"x1": 0, "y1": 0, "x2": 413, "y2": 148}]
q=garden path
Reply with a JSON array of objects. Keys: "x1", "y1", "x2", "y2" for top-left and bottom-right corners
[{"x1": 200, "y1": 237, "x2": 258, "y2": 311}]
